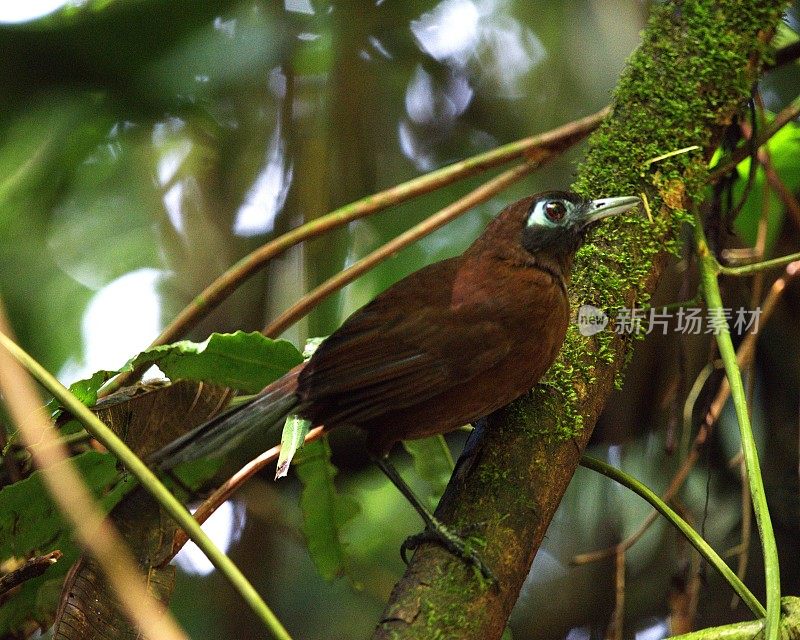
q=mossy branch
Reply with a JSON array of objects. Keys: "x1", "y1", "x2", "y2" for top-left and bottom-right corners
[{"x1": 373, "y1": 2, "x2": 788, "y2": 639}]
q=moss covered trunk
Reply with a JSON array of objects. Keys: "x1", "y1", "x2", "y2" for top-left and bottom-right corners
[{"x1": 373, "y1": 2, "x2": 788, "y2": 638}]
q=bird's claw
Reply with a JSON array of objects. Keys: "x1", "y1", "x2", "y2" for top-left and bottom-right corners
[
  {"x1": 400, "y1": 530, "x2": 433, "y2": 564},
  {"x1": 400, "y1": 523, "x2": 496, "y2": 583}
]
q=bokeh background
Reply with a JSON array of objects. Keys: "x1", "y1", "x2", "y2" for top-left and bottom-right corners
[{"x1": 1, "y1": 1, "x2": 798, "y2": 638}]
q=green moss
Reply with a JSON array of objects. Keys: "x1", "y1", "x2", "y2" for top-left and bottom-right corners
[
  {"x1": 510, "y1": 0, "x2": 786, "y2": 444},
  {"x1": 420, "y1": 600, "x2": 469, "y2": 640},
  {"x1": 415, "y1": 563, "x2": 493, "y2": 639},
  {"x1": 476, "y1": 462, "x2": 510, "y2": 488}
]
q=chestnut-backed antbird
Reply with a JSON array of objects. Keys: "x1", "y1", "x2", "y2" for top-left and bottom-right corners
[{"x1": 150, "y1": 191, "x2": 640, "y2": 578}]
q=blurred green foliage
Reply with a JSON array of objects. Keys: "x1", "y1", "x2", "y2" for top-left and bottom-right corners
[
  {"x1": 731, "y1": 121, "x2": 800, "y2": 250},
  {"x1": 0, "y1": 1, "x2": 798, "y2": 639}
]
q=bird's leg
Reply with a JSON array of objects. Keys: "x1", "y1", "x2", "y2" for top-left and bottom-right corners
[
  {"x1": 372, "y1": 455, "x2": 495, "y2": 581},
  {"x1": 450, "y1": 417, "x2": 487, "y2": 485}
]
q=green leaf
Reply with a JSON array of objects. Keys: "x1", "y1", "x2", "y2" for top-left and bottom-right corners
[
  {"x1": 0, "y1": 451, "x2": 120, "y2": 561},
  {"x1": 125, "y1": 330, "x2": 303, "y2": 394},
  {"x1": 294, "y1": 438, "x2": 359, "y2": 581},
  {"x1": 51, "y1": 331, "x2": 303, "y2": 417},
  {"x1": 402, "y1": 435, "x2": 454, "y2": 509},
  {"x1": 67, "y1": 370, "x2": 117, "y2": 406},
  {"x1": 275, "y1": 414, "x2": 310, "y2": 479},
  {"x1": 48, "y1": 369, "x2": 118, "y2": 416},
  {"x1": 0, "y1": 451, "x2": 125, "y2": 635}
]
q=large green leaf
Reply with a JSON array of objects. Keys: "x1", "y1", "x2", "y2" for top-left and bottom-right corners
[
  {"x1": 294, "y1": 438, "x2": 359, "y2": 581},
  {"x1": 125, "y1": 330, "x2": 302, "y2": 394},
  {"x1": 55, "y1": 331, "x2": 304, "y2": 412}
]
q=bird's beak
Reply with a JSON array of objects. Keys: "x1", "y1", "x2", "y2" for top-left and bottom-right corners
[{"x1": 580, "y1": 196, "x2": 641, "y2": 228}]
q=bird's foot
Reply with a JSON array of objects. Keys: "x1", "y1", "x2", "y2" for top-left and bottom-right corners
[{"x1": 400, "y1": 519, "x2": 496, "y2": 583}]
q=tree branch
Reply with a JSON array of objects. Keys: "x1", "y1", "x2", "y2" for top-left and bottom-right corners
[{"x1": 373, "y1": 2, "x2": 788, "y2": 639}]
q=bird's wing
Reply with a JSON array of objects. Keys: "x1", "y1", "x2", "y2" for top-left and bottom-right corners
[{"x1": 297, "y1": 260, "x2": 513, "y2": 427}]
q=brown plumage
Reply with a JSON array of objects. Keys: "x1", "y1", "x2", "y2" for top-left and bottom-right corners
[
  {"x1": 297, "y1": 228, "x2": 568, "y2": 455},
  {"x1": 150, "y1": 191, "x2": 639, "y2": 471}
]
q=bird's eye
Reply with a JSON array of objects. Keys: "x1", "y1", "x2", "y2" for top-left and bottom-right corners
[
  {"x1": 544, "y1": 200, "x2": 567, "y2": 222},
  {"x1": 526, "y1": 196, "x2": 573, "y2": 229}
]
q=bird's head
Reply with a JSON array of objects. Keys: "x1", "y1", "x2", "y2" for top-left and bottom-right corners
[
  {"x1": 521, "y1": 190, "x2": 640, "y2": 254},
  {"x1": 469, "y1": 190, "x2": 641, "y2": 281}
]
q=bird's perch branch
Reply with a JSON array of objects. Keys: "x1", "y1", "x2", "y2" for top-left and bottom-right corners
[{"x1": 373, "y1": 2, "x2": 788, "y2": 638}]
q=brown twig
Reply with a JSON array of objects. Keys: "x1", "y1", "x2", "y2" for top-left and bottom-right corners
[
  {"x1": 0, "y1": 550, "x2": 62, "y2": 597},
  {"x1": 166, "y1": 425, "x2": 326, "y2": 562},
  {"x1": 264, "y1": 161, "x2": 540, "y2": 337},
  {"x1": 103, "y1": 108, "x2": 607, "y2": 395},
  {"x1": 572, "y1": 261, "x2": 798, "y2": 566},
  {"x1": 605, "y1": 548, "x2": 626, "y2": 640},
  {"x1": 0, "y1": 302, "x2": 188, "y2": 640}
]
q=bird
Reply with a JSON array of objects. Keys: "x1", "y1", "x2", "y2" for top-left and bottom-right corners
[{"x1": 149, "y1": 190, "x2": 640, "y2": 578}]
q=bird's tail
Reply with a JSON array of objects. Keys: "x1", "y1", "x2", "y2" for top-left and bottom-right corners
[{"x1": 149, "y1": 365, "x2": 303, "y2": 470}]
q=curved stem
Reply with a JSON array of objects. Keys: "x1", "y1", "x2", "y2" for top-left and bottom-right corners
[
  {"x1": 580, "y1": 455, "x2": 765, "y2": 619},
  {"x1": 694, "y1": 217, "x2": 780, "y2": 640},
  {"x1": 718, "y1": 250, "x2": 800, "y2": 276}
]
